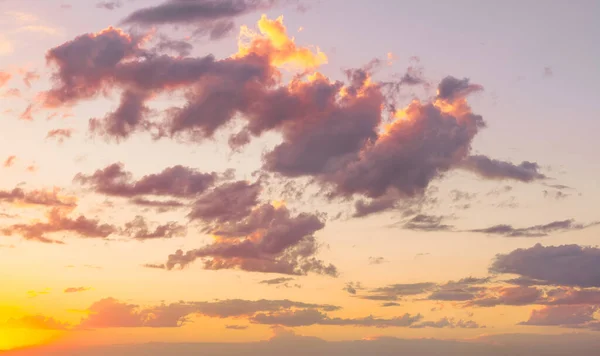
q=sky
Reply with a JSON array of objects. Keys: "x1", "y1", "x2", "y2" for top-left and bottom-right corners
[{"x1": 0, "y1": 0, "x2": 599, "y2": 354}]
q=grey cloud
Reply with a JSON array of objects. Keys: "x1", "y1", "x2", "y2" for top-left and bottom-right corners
[
  {"x1": 490, "y1": 244, "x2": 600, "y2": 288},
  {"x1": 75, "y1": 163, "x2": 217, "y2": 198},
  {"x1": 459, "y1": 155, "x2": 546, "y2": 182},
  {"x1": 470, "y1": 219, "x2": 597, "y2": 237},
  {"x1": 259, "y1": 277, "x2": 295, "y2": 285},
  {"x1": 122, "y1": 216, "x2": 187, "y2": 239},
  {"x1": 250, "y1": 309, "x2": 424, "y2": 328},
  {"x1": 402, "y1": 214, "x2": 453, "y2": 232}
]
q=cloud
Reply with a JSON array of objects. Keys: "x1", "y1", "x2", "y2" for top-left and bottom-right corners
[
  {"x1": 0, "y1": 187, "x2": 77, "y2": 208},
  {"x1": 459, "y1": 155, "x2": 546, "y2": 182},
  {"x1": 409, "y1": 317, "x2": 483, "y2": 329},
  {"x1": 381, "y1": 302, "x2": 401, "y2": 307},
  {"x1": 360, "y1": 283, "x2": 437, "y2": 301},
  {"x1": 153, "y1": 37, "x2": 193, "y2": 57},
  {"x1": 250, "y1": 309, "x2": 424, "y2": 328},
  {"x1": 368, "y1": 256, "x2": 387, "y2": 265},
  {"x1": 402, "y1": 214, "x2": 453, "y2": 232},
  {"x1": 0, "y1": 71, "x2": 11, "y2": 87},
  {"x1": 129, "y1": 197, "x2": 186, "y2": 211},
  {"x1": 259, "y1": 277, "x2": 295, "y2": 285},
  {"x1": 343, "y1": 282, "x2": 364, "y2": 295},
  {"x1": 225, "y1": 324, "x2": 248, "y2": 330},
  {"x1": 0, "y1": 315, "x2": 70, "y2": 330},
  {"x1": 426, "y1": 277, "x2": 490, "y2": 302},
  {"x1": 75, "y1": 163, "x2": 217, "y2": 198},
  {"x1": 97, "y1": 1, "x2": 122, "y2": 10},
  {"x1": 77, "y1": 297, "x2": 340, "y2": 329},
  {"x1": 64, "y1": 287, "x2": 91, "y2": 293},
  {"x1": 3, "y1": 155, "x2": 16, "y2": 167},
  {"x1": 22, "y1": 70, "x2": 40, "y2": 88},
  {"x1": 46, "y1": 128, "x2": 74, "y2": 143},
  {"x1": 122, "y1": 216, "x2": 186, "y2": 239},
  {"x1": 20, "y1": 104, "x2": 34, "y2": 121},
  {"x1": 41, "y1": 15, "x2": 544, "y2": 220},
  {"x1": 490, "y1": 244, "x2": 600, "y2": 288},
  {"x1": 470, "y1": 219, "x2": 597, "y2": 237},
  {"x1": 164, "y1": 200, "x2": 336, "y2": 276},
  {"x1": 121, "y1": 0, "x2": 273, "y2": 40},
  {"x1": 520, "y1": 305, "x2": 598, "y2": 326},
  {"x1": 1, "y1": 208, "x2": 117, "y2": 244},
  {"x1": 188, "y1": 180, "x2": 261, "y2": 224},
  {"x1": 465, "y1": 286, "x2": 543, "y2": 307}
]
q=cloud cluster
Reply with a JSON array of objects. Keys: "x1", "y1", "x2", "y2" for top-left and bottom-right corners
[
  {"x1": 490, "y1": 244, "x2": 600, "y2": 287},
  {"x1": 43, "y1": 14, "x2": 545, "y2": 219},
  {"x1": 161, "y1": 182, "x2": 337, "y2": 276},
  {"x1": 1, "y1": 208, "x2": 117, "y2": 244}
]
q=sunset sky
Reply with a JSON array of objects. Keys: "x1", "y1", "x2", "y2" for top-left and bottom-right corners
[{"x1": 1, "y1": 0, "x2": 600, "y2": 354}]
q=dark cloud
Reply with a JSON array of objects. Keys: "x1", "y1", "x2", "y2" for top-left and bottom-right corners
[
  {"x1": 0, "y1": 187, "x2": 76, "y2": 207},
  {"x1": 436, "y1": 76, "x2": 483, "y2": 102},
  {"x1": 470, "y1": 219, "x2": 597, "y2": 237},
  {"x1": 360, "y1": 283, "x2": 437, "y2": 301},
  {"x1": 89, "y1": 90, "x2": 150, "y2": 139},
  {"x1": 188, "y1": 180, "x2": 261, "y2": 224},
  {"x1": 75, "y1": 163, "x2": 217, "y2": 198},
  {"x1": 122, "y1": 216, "x2": 186, "y2": 239},
  {"x1": 153, "y1": 37, "x2": 193, "y2": 57},
  {"x1": 259, "y1": 277, "x2": 295, "y2": 285},
  {"x1": 225, "y1": 324, "x2": 248, "y2": 330},
  {"x1": 44, "y1": 27, "x2": 142, "y2": 107},
  {"x1": 121, "y1": 0, "x2": 272, "y2": 30},
  {"x1": 96, "y1": 1, "x2": 122, "y2": 10},
  {"x1": 459, "y1": 155, "x2": 546, "y2": 182},
  {"x1": 250, "y1": 309, "x2": 424, "y2": 328},
  {"x1": 353, "y1": 197, "x2": 397, "y2": 218},
  {"x1": 543, "y1": 190, "x2": 569, "y2": 200},
  {"x1": 409, "y1": 317, "x2": 483, "y2": 329},
  {"x1": 368, "y1": 256, "x2": 387, "y2": 265},
  {"x1": 164, "y1": 203, "x2": 336, "y2": 276},
  {"x1": 43, "y1": 18, "x2": 544, "y2": 219},
  {"x1": 1, "y1": 208, "x2": 117, "y2": 244},
  {"x1": 426, "y1": 277, "x2": 490, "y2": 302},
  {"x1": 130, "y1": 197, "x2": 186, "y2": 210},
  {"x1": 490, "y1": 244, "x2": 600, "y2": 288},
  {"x1": 402, "y1": 214, "x2": 453, "y2": 232},
  {"x1": 343, "y1": 282, "x2": 363, "y2": 295},
  {"x1": 159, "y1": 181, "x2": 336, "y2": 276},
  {"x1": 381, "y1": 302, "x2": 401, "y2": 307}
]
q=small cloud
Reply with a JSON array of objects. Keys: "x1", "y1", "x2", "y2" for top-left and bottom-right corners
[
  {"x1": 368, "y1": 256, "x2": 387, "y2": 265},
  {"x1": 27, "y1": 288, "x2": 51, "y2": 298},
  {"x1": 64, "y1": 287, "x2": 91, "y2": 293},
  {"x1": 225, "y1": 324, "x2": 248, "y2": 330},
  {"x1": 96, "y1": 1, "x2": 122, "y2": 10},
  {"x1": 4, "y1": 155, "x2": 16, "y2": 167}
]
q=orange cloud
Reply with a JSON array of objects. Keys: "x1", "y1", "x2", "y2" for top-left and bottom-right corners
[
  {"x1": 235, "y1": 15, "x2": 327, "y2": 71},
  {"x1": 4, "y1": 155, "x2": 16, "y2": 167}
]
